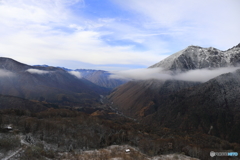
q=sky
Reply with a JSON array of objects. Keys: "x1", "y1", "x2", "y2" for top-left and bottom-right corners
[{"x1": 0, "y1": 0, "x2": 240, "y2": 71}]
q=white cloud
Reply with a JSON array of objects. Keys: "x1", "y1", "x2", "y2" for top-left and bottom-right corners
[
  {"x1": 26, "y1": 69, "x2": 51, "y2": 74},
  {"x1": 113, "y1": 0, "x2": 240, "y2": 50},
  {"x1": 68, "y1": 71, "x2": 82, "y2": 79},
  {"x1": 0, "y1": 29, "x2": 168, "y2": 67},
  {"x1": 175, "y1": 68, "x2": 240, "y2": 82},
  {"x1": 0, "y1": 69, "x2": 15, "y2": 77},
  {"x1": 110, "y1": 67, "x2": 240, "y2": 82},
  {"x1": 0, "y1": 0, "x2": 239, "y2": 71},
  {"x1": 110, "y1": 68, "x2": 172, "y2": 80},
  {"x1": 0, "y1": 0, "x2": 168, "y2": 68}
]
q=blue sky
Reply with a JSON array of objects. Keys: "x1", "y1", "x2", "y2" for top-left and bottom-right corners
[{"x1": 0, "y1": 0, "x2": 240, "y2": 71}]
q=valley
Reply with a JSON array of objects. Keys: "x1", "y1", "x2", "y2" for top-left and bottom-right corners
[{"x1": 0, "y1": 44, "x2": 240, "y2": 160}]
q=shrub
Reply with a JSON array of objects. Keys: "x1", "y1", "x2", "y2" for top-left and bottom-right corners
[{"x1": 0, "y1": 134, "x2": 20, "y2": 152}]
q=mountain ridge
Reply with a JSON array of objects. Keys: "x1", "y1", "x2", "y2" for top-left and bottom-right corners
[
  {"x1": 0, "y1": 57, "x2": 110, "y2": 106},
  {"x1": 34, "y1": 65, "x2": 127, "y2": 89},
  {"x1": 149, "y1": 44, "x2": 240, "y2": 71}
]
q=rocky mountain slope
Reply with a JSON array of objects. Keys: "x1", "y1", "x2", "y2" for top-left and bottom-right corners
[
  {"x1": 109, "y1": 79, "x2": 200, "y2": 118},
  {"x1": 0, "y1": 57, "x2": 110, "y2": 106},
  {"x1": 149, "y1": 43, "x2": 240, "y2": 71},
  {"x1": 143, "y1": 69, "x2": 240, "y2": 143},
  {"x1": 109, "y1": 43, "x2": 240, "y2": 145}
]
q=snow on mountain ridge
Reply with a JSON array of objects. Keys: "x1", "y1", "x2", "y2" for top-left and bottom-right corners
[{"x1": 149, "y1": 44, "x2": 240, "y2": 72}]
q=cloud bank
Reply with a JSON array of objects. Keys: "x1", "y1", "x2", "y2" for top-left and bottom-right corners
[
  {"x1": 0, "y1": 69, "x2": 15, "y2": 77},
  {"x1": 26, "y1": 69, "x2": 51, "y2": 74},
  {"x1": 68, "y1": 71, "x2": 82, "y2": 79},
  {"x1": 109, "y1": 67, "x2": 240, "y2": 82},
  {"x1": 110, "y1": 68, "x2": 172, "y2": 80}
]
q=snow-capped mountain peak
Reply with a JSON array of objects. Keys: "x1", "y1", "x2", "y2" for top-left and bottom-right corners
[{"x1": 149, "y1": 44, "x2": 240, "y2": 71}]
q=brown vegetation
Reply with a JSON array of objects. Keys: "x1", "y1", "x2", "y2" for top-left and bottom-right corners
[{"x1": 0, "y1": 108, "x2": 239, "y2": 160}]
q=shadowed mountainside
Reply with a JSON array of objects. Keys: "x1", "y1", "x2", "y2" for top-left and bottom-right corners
[
  {"x1": 109, "y1": 79, "x2": 200, "y2": 118},
  {"x1": 0, "y1": 94, "x2": 57, "y2": 112},
  {"x1": 142, "y1": 69, "x2": 240, "y2": 143},
  {"x1": 34, "y1": 66, "x2": 127, "y2": 89},
  {"x1": 0, "y1": 57, "x2": 110, "y2": 106}
]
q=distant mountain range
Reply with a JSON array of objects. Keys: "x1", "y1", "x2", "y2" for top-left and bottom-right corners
[
  {"x1": 0, "y1": 57, "x2": 110, "y2": 106},
  {"x1": 74, "y1": 69, "x2": 127, "y2": 89},
  {"x1": 109, "y1": 43, "x2": 240, "y2": 143},
  {"x1": 34, "y1": 66, "x2": 127, "y2": 89}
]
